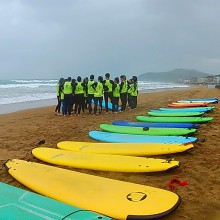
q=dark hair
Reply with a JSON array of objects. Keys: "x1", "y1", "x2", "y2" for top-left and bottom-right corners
[
  {"x1": 71, "y1": 78, "x2": 76, "y2": 84},
  {"x1": 59, "y1": 78, "x2": 64, "y2": 84},
  {"x1": 132, "y1": 76, "x2": 137, "y2": 82},
  {"x1": 105, "y1": 73, "x2": 110, "y2": 78},
  {"x1": 114, "y1": 77, "x2": 119, "y2": 83},
  {"x1": 120, "y1": 75, "x2": 126, "y2": 80},
  {"x1": 67, "y1": 77, "x2": 71, "y2": 81},
  {"x1": 98, "y1": 76, "x2": 103, "y2": 82},
  {"x1": 90, "y1": 75, "x2": 94, "y2": 80},
  {"x1": 77, "y1": 76, "x2": 81, "y2": 82},
  {"x1": 83, "y1": 77, "x2": 88, "y2": 83}
]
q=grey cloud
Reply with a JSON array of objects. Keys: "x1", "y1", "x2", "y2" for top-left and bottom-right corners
[{"x1": 0, "y1": 0, "x2": 220, "y2": 79}]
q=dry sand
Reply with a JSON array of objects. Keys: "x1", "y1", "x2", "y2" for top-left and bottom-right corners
[{"x1": 0, "y1": 86, "x2": 219, "y2": 219}]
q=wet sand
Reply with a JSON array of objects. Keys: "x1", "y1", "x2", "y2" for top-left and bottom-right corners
[{"x1": 0, "y1": 85, "x2": 219, "y2": 219}]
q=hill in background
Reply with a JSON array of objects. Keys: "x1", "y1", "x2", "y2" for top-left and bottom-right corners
[{"x1": 138, "y1": 68, "x2": 211, "y2": 83}]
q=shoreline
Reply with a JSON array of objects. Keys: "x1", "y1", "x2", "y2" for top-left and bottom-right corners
[
  {"x1": 0, "y1": 86, "x2": 219, "y2": 219},
  {"x1": 0, "y1": 98, "x2": 57, "y2": 115},
  {"x1": 0, "y1": 86, "x2": 193, "y2": 115}
]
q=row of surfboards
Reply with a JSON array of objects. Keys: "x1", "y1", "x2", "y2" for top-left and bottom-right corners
[{"x1": 2, "y1": 97, "x2": 218, "y2": 219}]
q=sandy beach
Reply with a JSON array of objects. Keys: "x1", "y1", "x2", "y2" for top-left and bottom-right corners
[{"x1": 0, "y1": 85, "x2": 219, "y2": 219}]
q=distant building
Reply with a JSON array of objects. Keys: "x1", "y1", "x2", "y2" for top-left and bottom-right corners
[
  {"x1": 197, "y1": 76, "x2": 207, "y2": 84},
  {"x1": 213, "y1": 76, "x2": 220, "y2": 84},
  {"x1": 195, "y1": 75, "x2": 220, "y2": 85}
]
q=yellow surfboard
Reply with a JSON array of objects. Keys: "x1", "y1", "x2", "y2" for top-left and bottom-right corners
[
  {"x1": 32, "y1": 148, "x2": 180, "y2": 172},
  {"x1": 5, "y1": 159, "x2": 181, "y2": 219},
  {"x1": 57, "y1": 141, "x2": 194, "y2": 156}
]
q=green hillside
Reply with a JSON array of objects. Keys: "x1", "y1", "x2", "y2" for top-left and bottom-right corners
[{"x1": 138, "y1": 68, "x2": 211, "y2": 83}]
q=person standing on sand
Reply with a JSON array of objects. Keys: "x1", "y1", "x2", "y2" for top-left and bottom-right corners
[
  {"x1": 120, "y1": 75, "x2": 128, "y2": 111},
  {"x1": 73, "y1": 76, "x2": 85, "y2": 116},
  {"x1": 70, "y1": 78, "x2": 76, "y2": 114},
  {"x1": 82, "y1": 77, "x2": 88, "y2": 112},
  {"x1": 130, "y1": 76, "x2": 138, "y2": 109},
  {"x1": 63, "y1": 77, "x2": 73, "y2": 116},
  {"x1": 60, "y1": 83, "x2": 65, "y2": 115},
  {"x1": 112, "y1": 77, "x2": 120, "y2": 113},
  {"x1": 127, "y1": 79, "x2": 132, "y2": 108},
  {"x1": 87, "y1": 75, "x2": 95, "y2": 114},
  {"x1": 54, "y1": 78, "x2": 64, "y2": 115},
  {"x1": 92, "y1": 76, "x2": 104, "y2": 115},
  {"x1": 103, "y1": 73, "x2": 114, "y2": 113}
]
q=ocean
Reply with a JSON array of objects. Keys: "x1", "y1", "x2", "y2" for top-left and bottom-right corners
[{"x1": 0, "y1": 79, "x2": 189, "y2": 105}]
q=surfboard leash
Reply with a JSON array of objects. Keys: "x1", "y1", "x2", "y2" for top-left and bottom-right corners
[{"x1": 168, "y1": 177, "x2": 188, "y2": 191}]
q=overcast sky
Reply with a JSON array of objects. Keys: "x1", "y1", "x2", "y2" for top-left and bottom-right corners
[{"x1": 0, "y1": 0, "x2": 220, "y2": 79}]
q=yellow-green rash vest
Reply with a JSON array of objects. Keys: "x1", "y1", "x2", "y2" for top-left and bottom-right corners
[
  {"x1": 88, "y1": 80, "x2": 95, "y2": 95},
  {"x1": 63, "y1": 81, "x2": 72, "y2": 95},
  {"x1": 75, "y1": 82, "x2": 84, "y2": 94},
  {"x1": 121, "y1": 81, "x2": 128, "y2": 94},
  {"x1": 104, "y1": 80, "x2": 112, "y2": 92},
  {"x1": 61, "y1": 91, "x2": 65, "y2": 100},
  {"x1": 84, "y1": 89, "x2": 88, "y2": 98},
  {"x1": 94, "y1": 82, "x2": 103, "y2": 98},
  {"x1": 127, "y1": 84, "x2": 132, "y2": 94},
  {"x1": 113, "y1": 84, "x2": 120, "y2": 97},
  {"x1": 131, "y1": 83, "x2": 138, "y2": 96},
  {"x1": 56, "y1": 84, "x2": 60, "y2": 96}
]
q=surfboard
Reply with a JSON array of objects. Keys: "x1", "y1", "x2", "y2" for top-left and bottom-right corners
[
  {"x1": 5, "y1": 159, "x2": 181, "y2": 220},
  {"x1": 100, "y1": 124, "x2": 196, "y2": 136},
  {"x1": 112, "y1": 120, "x2": 200, "y2": 128},
  {"x1": 136, "y1": 116, "x2": 213, "y2": 123},
  {"x1": 89, "y1": 131, "x2": 197, "y2": 144},
  {"x1": 184, "y1": 98, "x2": 218, "y2": 101},
  {"x1": 32, "y1": 148, "x2": 180, "y2": 172},
  {"x1": 57, "y1": 141, "x2": 194, "y2": 156},
  {"x1": 148, "y1": 111, "x2": 203, "y2": 117},
  {"x1": 168, "y1": 103, "x2": 208, "y2": 107},
  {"x1": 0, "y1": 182, "x2": 108, "y2": 220},
  {"x1": 177, "y1": 99, "x2": 217, "y2": 104},
  {"x1": 159, "y1": 107, "x2": 214, "y2": 112},
  {"x1": 93, "y1": 100, "x2": 121, "y2": 110},
  {"x1": 167, "y1": 103, "x2": 207, "y2": 108}
]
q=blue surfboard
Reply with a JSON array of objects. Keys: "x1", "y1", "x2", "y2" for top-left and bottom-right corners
[
  {"x1": 149, "y1": 110, "x2": 205, "y2": 114},
  {"x1": 184, "y1": 98, "x2": 218, "y2": 101},
  {"x1": 159, "y1": 107, "x2": 214, "y2": 112},
  {"x1": 0, "y1": 182, "x2": 109, "y2": 219},
  {"x1": 92, "y1": 100, "x2": 121, "y2": 110},
  {"x1": 178, "y1": 99, "x2": 217, "y2": 104},
  {"x1": 89, "y1": 131, "x2": 197, "y2": 144},
  {"x1": 112, "y1": 120, "x2": 200, "y2": 128}
]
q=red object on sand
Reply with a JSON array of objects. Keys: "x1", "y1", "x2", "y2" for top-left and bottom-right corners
[
  {"x1": 169, "y1": 178, "x2": 188, "y2": 190},
  {"x1": 168, "y1": 103, "x2": 208, "y2": 108}
]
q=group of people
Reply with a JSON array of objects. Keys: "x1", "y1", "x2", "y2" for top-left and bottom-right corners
[{"x1": 54, "y1": 73, "x2": 138, "y2": 116}]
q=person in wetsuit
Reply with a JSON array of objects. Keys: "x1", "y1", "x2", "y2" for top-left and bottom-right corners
[
  {"x1": 73, "y1": 76, "x2": 85, "y2": 116},
  {"x1": 70, "y1": 78, "x2": 76, "y2": 114},
  {"x1": 92, "y1": 76, "x2": 104, "y2": 115},
  {"x1": 87, "y1": 75, "x2": 95, "y2": 114},
  {"x1": 54, "y1": 77, "x2": 64, "y2": 115},
  {"x1": 103, "y1": 73, "x2": 113, "y2": 113},
  {"x1": 112, "y1": 77, "x2": 120, "y2": 113},
  {"x1": 120, "y1": 75, "x2": 128, "y2": 111},
  {"x1": 130, "y1": 76, "x2": 138, "y2": 109},
  {"x1": 63, "y1": 77, "x2": 73, "y2": 116},
  {"x1": 82, "y1": 77, "x2": 88, "y2": 112}
]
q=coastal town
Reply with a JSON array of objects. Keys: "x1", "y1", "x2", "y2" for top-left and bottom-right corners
[{"x1": 184, "y1": 74, "x2": 220, "y2": 86}]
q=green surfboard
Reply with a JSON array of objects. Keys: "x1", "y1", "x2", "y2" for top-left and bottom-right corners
[
  {"x1": 100, "y1": 124, "x2": 196, "y2": 136},
  {"x1": 0, "y1": 182, "x2": 109, "y2": 219},
  {"x1": 148, "y1": 111, "x2": 203, "y2": 117},
  {"x1": 136, "y1": 116, "x2": 213, "y2": 123}
]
